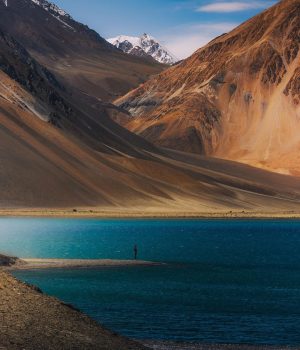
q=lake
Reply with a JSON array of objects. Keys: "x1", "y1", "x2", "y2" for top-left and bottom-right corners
[{"x1": 1, "y1": 218, "x2": 300, "y2": 345}]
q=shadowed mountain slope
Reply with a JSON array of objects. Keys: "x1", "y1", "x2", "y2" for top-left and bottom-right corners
[
  {"x1": 0, "y1": 0, "x2": 165, "y2": 102},
  {"x1": 116, "y1": 0, "x2": 300, "y2": 176}
]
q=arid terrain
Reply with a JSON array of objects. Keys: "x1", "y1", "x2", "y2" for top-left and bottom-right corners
[
  {"x1": 1, "y1": 1, "x2": 300, "y2": 349},
  {"x1": 0, "y1": 0, "x2": 299, "y2": 214},
  {"x1": 116, "y1": 0, "x2": 300, "y2": 176}
]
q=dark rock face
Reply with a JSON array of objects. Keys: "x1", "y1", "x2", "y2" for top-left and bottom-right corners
[
  {"x1": 0, "y1": 29, "x2": 66, "y2": 120},
  {"x1": 118, "y1": 40, "x2": 134, "y2": 53},
  {"x1": 130, "y1": 46, "x2": 152, "y2": 59},
  {"x1": 0, "y1": 254, "x2": 18, "y2": 266},
  {"x1": 0, "y1": 30, "x2": 61, "y2": 88},
  {"x1": 249, "y1": 43, "x2": 287, "y2": 85},
  {"x1": 0, "y1": 29, "x2": 88, "y2": 128},
  {"x1": 284, "y1": 67, "x2": 300, "y2": 105}
]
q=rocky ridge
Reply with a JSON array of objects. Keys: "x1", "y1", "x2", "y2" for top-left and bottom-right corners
[{"x1": 115, "y1": 0, "x2": 300, "y2": 175}]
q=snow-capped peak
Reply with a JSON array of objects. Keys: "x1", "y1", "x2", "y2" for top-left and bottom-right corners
[
  {"x1": 109, "y1": 35, "x2": 140, "y2": 48},
  {"x1": 107, "y1": 33, "x2": 177, "y2": 65}
]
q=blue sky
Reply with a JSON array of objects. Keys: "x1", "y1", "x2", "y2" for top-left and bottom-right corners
[{"x1": 54, "y1": 0, "x2": 277, "y2": 59}]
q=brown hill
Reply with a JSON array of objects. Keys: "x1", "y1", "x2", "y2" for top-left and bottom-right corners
[
  {"x1": 0, "y1": 0, "x2": 300, "y2": 213},
  {"x1": 0, "y1": 0, "x2": 164, "y2": 102},
  {"x1": 116, "y1": 0, "x2": 300, "y2": 176},
  {"x1": 0, "y1": 41, "x2": 299, "y2": 212},
  {"x1": 2, "y1": 60, "x2": 300, "y2": 213}
]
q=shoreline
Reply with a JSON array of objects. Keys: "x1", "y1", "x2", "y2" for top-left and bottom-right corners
[
  {"x1": 1, "y1": 208, "x2": 300, "y2": 219},
  {"x1": 1, "y1": 255, "x2": 298, "y2": 350},
  {"x1": 0, "y1": 270, "x2": 148, "y2": 350},
  {"x1": 8, "y1": 258, "x2": 164, "y2": 270}
]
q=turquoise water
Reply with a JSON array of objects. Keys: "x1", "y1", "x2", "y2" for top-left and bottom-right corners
[{"x1": 1, "y1": 218, "x2": 300, "y2": 345}]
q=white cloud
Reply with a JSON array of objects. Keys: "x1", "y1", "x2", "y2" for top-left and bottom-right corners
[
  {"x1": 161, "y1": 22, "x2": 237, "y2": 60},
  {"x1": 197, "y1": 1, "x2": 275, "y2": 13}
]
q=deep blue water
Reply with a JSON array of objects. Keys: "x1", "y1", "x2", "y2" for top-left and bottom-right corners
[{"x1": 1, "y1": 218, "x2": 300, "y2": 345}]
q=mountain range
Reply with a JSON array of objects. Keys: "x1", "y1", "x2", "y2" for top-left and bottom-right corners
[
  {"x1": 116, "y1": 0, "x2": 300, "y2": 176},
  {"x1": 0, "y1": 0, "x2": 299, "y2": 212},
  {"x1": 0, "y1": 0, "x2": 164, "y2": 102},
  {"x1": 107, "y1": 34, "x2": 177, "y2": 65}
]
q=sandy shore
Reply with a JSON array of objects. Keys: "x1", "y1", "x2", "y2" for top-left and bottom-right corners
[
  {"x1": 1, "y1": 208, "x2": 300, "y2": 219},
  {"x1": 9, "y1": 258, "x2": 163, "y2": 270}
]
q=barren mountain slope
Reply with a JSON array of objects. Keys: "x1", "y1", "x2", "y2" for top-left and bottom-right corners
[
  {"x1": 0, "y1": 1, "x2": 300, "y2": 212},
  {"x1": 4, "y1": 80, "x2": 300, "y2": 212},
  {"x1": 0, "y1": 0, "x2": 164, "y2": 102},
  {"x1": 116, "y1": 0, "x2": 300, "y2": 175},
  {"x1": 1, "y1": 41, "x2": 300, "y2": 212}
]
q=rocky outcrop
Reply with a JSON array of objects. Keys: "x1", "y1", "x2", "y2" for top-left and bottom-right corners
[
  {"x1": 0, "y1": 254, "x2": 20, "y2": 266},
  {"x1": 284, "y1": 68, "x2": 300, "y2": 104}
]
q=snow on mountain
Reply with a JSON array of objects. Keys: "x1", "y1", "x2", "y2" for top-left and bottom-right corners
[
  {"x1": 27, "y1": 0, "x2": 76, "y2": 31},
  {"x1": 107, "y1": 33, "x2": 177, "y2": 65},
  {"x1": 30, "y1": 0, "x2": 71, "y2": 18},
  {"x1": 2, "y1": 0, "x2": 71, "y2": 19}
]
